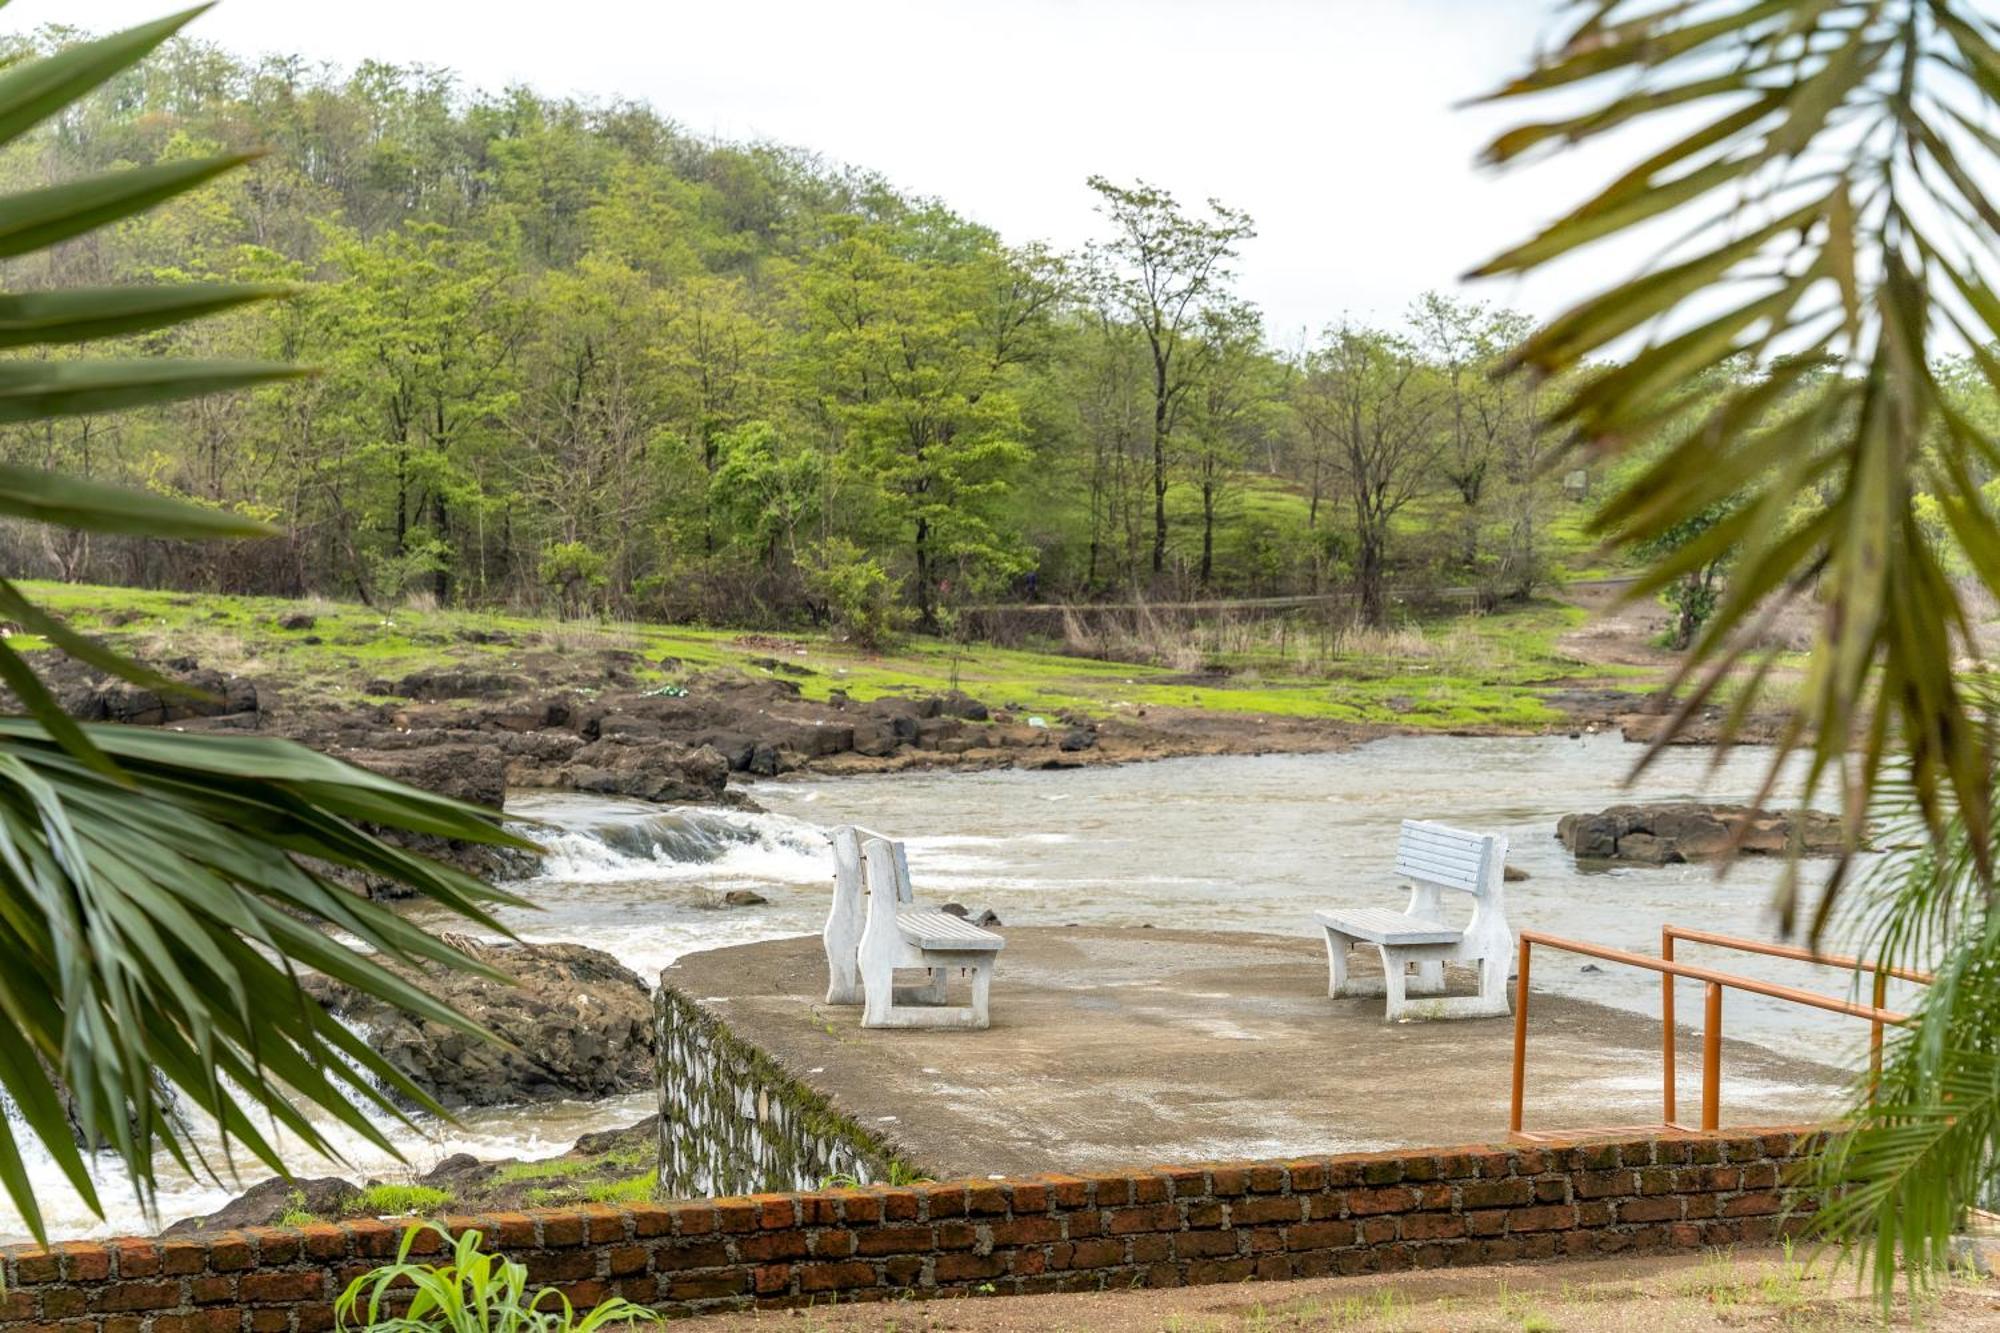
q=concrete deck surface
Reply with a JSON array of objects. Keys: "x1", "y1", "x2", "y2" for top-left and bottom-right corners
[{"x1": 663, "y1": 927, "x2": 1844, "y2": 1180}]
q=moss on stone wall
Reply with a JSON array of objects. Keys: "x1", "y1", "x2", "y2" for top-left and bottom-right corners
[{"x1": 653, "y1": 985, "x2": 920, "y2": 1196}]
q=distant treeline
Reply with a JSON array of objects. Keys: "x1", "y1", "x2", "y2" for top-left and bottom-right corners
[{"x1": 0, "y1": 29, "x2": 1574, "y2": 633}]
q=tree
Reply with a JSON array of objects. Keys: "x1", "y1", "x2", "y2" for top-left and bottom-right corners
[
  {"x1": 1184, "y1": 303, "x2": 1269, "y2": 589},
  {"x1": 1085, "y1": 177, "x2": 1254, "y2": 581},
  {"x1": 315, "y1": 222, "x2": 519, "y2": 605},
  {"x1": 0, "y1": 9, "x2": 531, "y2": 1241},
  {"x1": 1477, "y1": 0, "x2": 2000, "y2": 1298},
  {"x1": 1297, "y1": 326, "x2": 1443, "y2": 627},
  {"x1": 790, "y1": 215, "x2": 1038, "y2": 631}
]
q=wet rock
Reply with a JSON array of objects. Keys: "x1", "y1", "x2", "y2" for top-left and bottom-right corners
[
  {"x1": 164, "y1": 1176, "x2": 360, "y2": 1235},
  {"x1": 302, "y1": 941, "x2": 655, "y2": 1109},
  {"x1": 339, "y1": 743, "x2": 507, "y2": 810},
  {"x1": 394, "y1": 668, "x2": 533, "y2": 702},
  {"x1": 539, "y1": 737, "x2": 730, "y2": 803},
  {"x1": 1503, "y1": 864, "x2": 1530, "y2": 882},
  {"x1": 722, "y1": 889, "x2": 768, "y2": 907},
  {"x1": 1058, "y1": 727, "x2": 1098, "y2": 753},
  {"x1": 868, "y1": 695, "x2": 940, "y2": 722},
  {"x1": 912, "y1": 716, "x2": 964, "y2": 750},
  {"x1": 938, "y1": 691, "x2": 990, "y2": 722},
  {"x1": 56, "y1": 665, "x2": 257, "y2": 726},
  {"x1": 1556, "y1": 802, "x2": 1849, "y2": 865}
]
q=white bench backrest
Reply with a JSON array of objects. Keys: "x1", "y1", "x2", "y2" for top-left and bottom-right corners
[
  {"x1": 1394, "y1": 819, "x2": 1502, "y2": 897},
  {"x1": 832, "y1": 824, "x2": 914, "y2": 905}
]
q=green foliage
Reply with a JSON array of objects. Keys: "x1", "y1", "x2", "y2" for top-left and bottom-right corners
[
  {"x1": 335, "y1": 1224, "x2": 662, "y2": 1333},
  {"x1": 0, "y1": 10, "x2": 537, "y2": 1245},
  {"x1": 1477, "y1": 0, "x2": 2000, "y2": 1307},
  {"x1": 806, "y1": 538, "x2": 904, "y2": 651},
  {"x1": 1633, "y1": 504, "x2": 1735, "y2": 651},
  {"x1": 1815, "y1": 760, "x2": 2000, "y2": 1304},
  {"x1": 1476, "y1": 0, "x2": 2000, "y2": 926},
  {"x1": 0, "y1": 25, "x2": 1629, "y2": 625}
]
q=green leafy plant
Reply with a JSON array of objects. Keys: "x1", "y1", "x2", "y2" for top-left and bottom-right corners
[
  {"x1": 336, "y1": 1224, "x2": 662, "y2": 1333},
  {"x1": 0, "y1": 6, "x2": 535, "y2": 1241},
  {"x1": 806, "y1": 537, "x2": 905, "y2": 650},
  {"x1": 1476, "y1": 0, "x2": 2000, "y2": 924},
  {"x1": 1478, "y1": 2, "x2": 2000, "y2": 1304}
]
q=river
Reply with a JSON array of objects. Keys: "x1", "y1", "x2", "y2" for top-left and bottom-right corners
[{"x1": 2, "y1": 732, "x2": 1898, "y2": 1241}]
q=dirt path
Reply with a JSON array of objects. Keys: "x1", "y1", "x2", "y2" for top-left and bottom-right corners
[
  {"x1": 691, "y1": 1248, "x2": 2000, "y2": 1331},
  {"x1": 1556, "y1": 579, "x2": 1680, "y2": 673}
]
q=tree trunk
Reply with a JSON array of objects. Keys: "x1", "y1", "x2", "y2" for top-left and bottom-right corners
[
  {"x1": 1356, "y1": 526, "x2": 1386, "y2": 628},
  {"x1": 1199, "y1": 478, "x2": 1216, "y2": 589}
]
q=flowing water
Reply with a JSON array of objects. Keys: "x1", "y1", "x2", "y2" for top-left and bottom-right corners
[{"x1": 3, "y1": 732, "x2": 1900, "y2": 1241}]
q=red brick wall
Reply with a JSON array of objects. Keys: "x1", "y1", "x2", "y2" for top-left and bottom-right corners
[{"x1": 0, "y1": 1127, "x2": 1819, "y2": 1327}]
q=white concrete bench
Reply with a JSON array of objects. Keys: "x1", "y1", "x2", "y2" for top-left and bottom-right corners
[
  {"x1": 822, "y1": 825, "x2": 1004, "y2": 1028},
  {"x1": 1318, "y1": 819, "x2": 1511, "y2": 1021}
]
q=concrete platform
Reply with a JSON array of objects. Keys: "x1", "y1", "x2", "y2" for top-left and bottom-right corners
[{"x1": 661, "y1": 928, "x2": 1845, "y2": 1180}]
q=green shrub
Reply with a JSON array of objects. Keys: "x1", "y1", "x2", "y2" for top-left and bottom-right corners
[
  {"x1": 336, "y1": 1223, "x2": 662, "y2": 1333},
  {"x1": 806, "y1": 538, "x2": 905, "y2": 650}
]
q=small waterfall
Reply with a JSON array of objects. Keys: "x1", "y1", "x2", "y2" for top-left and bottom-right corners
[{"x1": 502, "y1": 798, "x2": 831, "y2": 887}]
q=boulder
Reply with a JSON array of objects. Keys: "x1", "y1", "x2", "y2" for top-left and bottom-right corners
[
  {"x1": 544, "y1": 737, "x2": 730, "y2": 803},
  {"x1": 338, "y1": 743, "x2": 507, "y2": 810},
  {"x1": 722, "y1": 889, "x2": 767, "y2": 907},
  {"x1": 393, "y1": 668, "x2": 533, "y2": 702},
  {"x1": 163, "y1": 1176, "x2": 359, "y2": 1235},
  {"x1": 1059, "y1": 727, "x2": 1099, "y2": 753},
  {"x1": 276, "y1": 611, "x2": 317, "y2": 631},
  {"x1": 1556, "y1": 802, "x2": 1849, "y2": 865},
  {"x1": 302, "y1": 941, "x2": 655, "y2": 1109},
  {"x1": 938, "y1": 691, "x2": 990, "y2": 722}
]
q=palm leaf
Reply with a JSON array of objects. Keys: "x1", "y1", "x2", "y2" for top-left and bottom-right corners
[{"x1": 0, "y1": 8, "x2": 553, "y2": 1244}]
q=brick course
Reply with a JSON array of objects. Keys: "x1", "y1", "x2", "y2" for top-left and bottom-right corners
[{"x1": 0, "y1": 1128, "x2": 1819, "y2": 1327}]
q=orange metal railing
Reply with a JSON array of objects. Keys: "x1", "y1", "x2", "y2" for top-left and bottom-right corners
[
  {"x1": 1658, "y1": 926, "x2": 1932, "y2": 1124},
  {"x1": 1508, "y1": 927, "x2": 1922, "y2": 1141}
]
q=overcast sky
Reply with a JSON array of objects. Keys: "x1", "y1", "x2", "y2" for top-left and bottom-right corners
[{"x1": 27, "y1": 1, "x2": 1645, "y2": 336}]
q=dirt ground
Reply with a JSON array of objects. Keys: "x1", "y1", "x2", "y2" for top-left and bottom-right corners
[{"x1": 689, "y1": 1247, "x2": 2000, "y2": 1331}]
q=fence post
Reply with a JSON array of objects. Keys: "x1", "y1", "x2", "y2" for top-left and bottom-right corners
[
  {"x1": 1701, "y1": 981, "x2": 1723, "y2": 1132},
  {"x1": 1662, "y1": 927, "x2": 1677, "y2": 1126},
  {"x1": 1510, "y1": 935, "x2": 1532, "y2": 1135},
  {"x1": 1869, "y1": 969, "x2": 1888, "y2": 1103}
]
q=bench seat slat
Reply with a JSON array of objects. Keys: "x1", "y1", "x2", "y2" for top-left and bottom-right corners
[
  {"x1": 1315, "y1": 907, "x2": 1462, "y2": 945},
  {"x1": 896, "y1": 908, "x2": 1004, "y2": 952}
]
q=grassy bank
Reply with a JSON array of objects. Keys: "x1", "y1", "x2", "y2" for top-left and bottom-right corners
[{"x1": 11, "y1": 580, "x2": 1657, "y2": 731}]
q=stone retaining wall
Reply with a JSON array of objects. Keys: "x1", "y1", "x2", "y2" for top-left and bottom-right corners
[{"x1": 0, "y1": 1127, "x2": 1818, "y2": 1328}]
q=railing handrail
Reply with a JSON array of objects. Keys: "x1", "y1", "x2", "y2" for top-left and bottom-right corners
[
  {"x1": 1657, "y1": 924, "x2": 1931, "y2": 1124},
  {"x1": 1661, "y1": 925, "x2": 1934, "y2": 986},
  {"x1": 1509, "y1": 928, "x2": 1913, "y2": 1140}
]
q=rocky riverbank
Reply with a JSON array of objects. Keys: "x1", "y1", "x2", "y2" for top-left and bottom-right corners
[{"x1": 169, "y1": 939, "x2": 664, "y2": 1235}]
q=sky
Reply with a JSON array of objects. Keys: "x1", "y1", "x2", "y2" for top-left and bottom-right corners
[{"x1": 22, "y1": 1, "x2": 1648, "y2": 336}]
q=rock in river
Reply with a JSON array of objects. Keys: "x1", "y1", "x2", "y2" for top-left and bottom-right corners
[
  {"x1": 302, "y1": 940, "x2": 655, "y2": 1109},
  {"x1": 1556, "y1": 802, "x2": 1847, "y2": 865}
]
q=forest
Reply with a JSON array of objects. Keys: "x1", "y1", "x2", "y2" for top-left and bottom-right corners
[{"x1": 0, "y1": 29, "x2": 1572, "y2": 638}]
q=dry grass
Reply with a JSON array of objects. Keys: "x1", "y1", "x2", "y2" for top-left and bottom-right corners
[{"x1": 1054, "y1": 603, "x2": 1523, "y2": 681}]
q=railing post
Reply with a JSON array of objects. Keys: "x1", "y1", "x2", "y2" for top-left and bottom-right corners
[
  {"x1": 1701, "y1": 981, "x2": 1723, "y2": 1132},
  {"x1": 1869, "y1": 969, "x2": 1888, "y2": 1104},
  {"x1": 1510, "y1": 935, "x2": 1532, "y2": 1135},
  {"x1": 1662, "y1": 926, "x2": 1677, "y2": 1126}
]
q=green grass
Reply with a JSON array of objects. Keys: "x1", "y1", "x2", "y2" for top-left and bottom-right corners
[
  {"x1": 349, "y1": 1183, "x2": 452, "y2": 1217},
  {"x1": 13, "y1": 579, "x2": 1663, "y2": 733}
]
